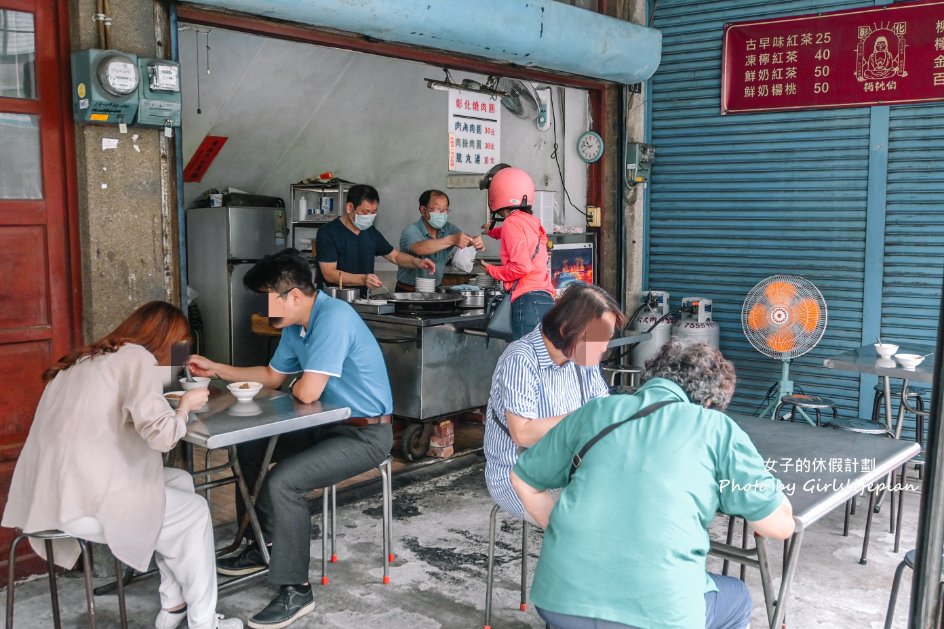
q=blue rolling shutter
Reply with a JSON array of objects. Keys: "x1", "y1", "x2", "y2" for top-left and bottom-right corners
[
  {"x1": 882, "y1": 103, "x2": 944, "y2": 439},
  {"x1": 649, "y1": 0, "x2": 874, "y2": 417}
]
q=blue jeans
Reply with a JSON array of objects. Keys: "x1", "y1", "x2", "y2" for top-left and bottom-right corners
[
  {"x1": 511, "y1": 290, "x2": 555, "y2": 341},
  {"x1": 537, "y1": 573, "x2": 752, "y2": 629}
]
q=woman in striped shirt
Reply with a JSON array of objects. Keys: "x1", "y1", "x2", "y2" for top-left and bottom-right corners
[{"x1": 484, "y1": 283, "x2": 626, "y2": 521}]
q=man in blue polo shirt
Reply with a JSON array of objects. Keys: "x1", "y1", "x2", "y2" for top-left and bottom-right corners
[
  {"x1": 395, "y1": 189, "x2": 484, "y2": 291},
  {"x1": 316, "y1": 183, "x2": 435, "y2": 295},
  {"x1": 187, "y1": 248, "x2": 393, "y2": 629}
]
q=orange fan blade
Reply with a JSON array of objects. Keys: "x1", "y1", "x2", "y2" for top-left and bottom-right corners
[
  {"x1": 766, "y1": 328, "x2": 797, "y2": 353},
  {"x1": 791, "y1": 298, "x2": 821, "y2": 333},
  {"x1": 747, "y1": 304, "x2": 769, "y2": 330},
  {"x1": 764, "y1": 280, "x2": 797, "y2": 307}
]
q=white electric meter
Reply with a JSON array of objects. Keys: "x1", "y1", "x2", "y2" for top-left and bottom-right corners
[
  {"x1": 97, "y1": 53, "x2": 139, "y2": 96},
  {"x1": 149, "y1": 63, "x2": 180, "y2": 92}
]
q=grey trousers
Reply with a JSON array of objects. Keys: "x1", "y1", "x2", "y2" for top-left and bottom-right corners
[{"x1": 235, "y1": 423, "x2": 393, "y2": 585}]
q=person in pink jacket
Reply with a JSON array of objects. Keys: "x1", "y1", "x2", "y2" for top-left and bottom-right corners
[{"x1": 480, "y1": 165, "x2": 556, "y2": 340}]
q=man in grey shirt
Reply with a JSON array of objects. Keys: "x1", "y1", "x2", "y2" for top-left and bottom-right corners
[{"x1": 396, "y1": 189, "x2": 485, "y2": 291}]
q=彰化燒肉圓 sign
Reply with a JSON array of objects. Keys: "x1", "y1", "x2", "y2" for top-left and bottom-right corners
[{"x1": 721, "y1": 0, "x2": 944, "y2": 114}]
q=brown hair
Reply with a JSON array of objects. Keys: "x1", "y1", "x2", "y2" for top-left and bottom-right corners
[
  {"x1": 542, "y1": 283, "x2": 627, "y2": 356},
  {"x1": 43, "y1": 301, "x2": 191, "y2": 381}
]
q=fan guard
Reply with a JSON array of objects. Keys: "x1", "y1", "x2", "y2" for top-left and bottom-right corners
[
  {"x1": 495, "y1": 78, "x2": 540, "y2": 120},
  {"x1": 741, "y1": 274, "x2": 827, "y2": 360}
]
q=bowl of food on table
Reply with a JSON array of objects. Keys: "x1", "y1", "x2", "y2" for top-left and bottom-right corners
[
  {"x1": 227, "y1": 381, "x2": 263, "y2": 402},
  {"x1": 163, "y1": 391, "x2": 186, "y2": 409}
]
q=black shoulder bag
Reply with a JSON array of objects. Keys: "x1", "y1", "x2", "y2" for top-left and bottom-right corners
[{"x1": 568, "y1": 400, "x2": 678, "y2": 482}]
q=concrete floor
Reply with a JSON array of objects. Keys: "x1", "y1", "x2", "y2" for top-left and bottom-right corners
[{"x1": 1, "y1": 454, "x2": 925, "y2": 628}]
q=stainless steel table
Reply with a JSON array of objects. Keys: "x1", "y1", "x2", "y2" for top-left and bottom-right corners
[
  {"x1": 823, "y1": 344, "x2": 934, "y2": 436},
  {"x1": 96, "y1": 388, "x2": 351, "y2": 596},
  {"x1": 185, "y1": 388, "x2": 351, "y2": 591},
  {"x1": 711, "y1": 414, "x2": 920, "y2": 629}
]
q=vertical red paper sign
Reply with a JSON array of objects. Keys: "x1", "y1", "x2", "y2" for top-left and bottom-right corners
[{"x1": 183, "y1": 136, "x2": 228, "y2": 182}]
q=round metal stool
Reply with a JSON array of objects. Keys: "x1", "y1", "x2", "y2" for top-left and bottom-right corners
[
  {"x1": 871, "y1": 382, "x2": 927, "y2": 443},
  {"x1": 6, "y1": 529, "x2": 128, "y2": 629},
  {"x1": 602, "y1": 366, "x2": 644, "y2": 395},
  {"x1": 827, "y1": 416, "x2": 888, "y2": 435},
  {"x1": 321, "y1": 455, "x2": 394, "y2": 585},
  {"x1": 773, "y1": 394, "x2": 838, "y2": 427}
]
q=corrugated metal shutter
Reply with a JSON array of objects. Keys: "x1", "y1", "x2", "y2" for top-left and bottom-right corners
[
  {"x1": 649, "y1": 0, "x2": 874, "y2": 417},
  {"x1": 882, "y1": 103, "x2": 944, "y2": 440}
]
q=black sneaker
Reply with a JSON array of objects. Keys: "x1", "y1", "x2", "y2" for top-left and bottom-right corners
[
  {"x1": 247, "y1": 585, "x2": 315, "y2": 629},
  {"x1": 216, "y1": 544, "x2": 267, "y2": 576}
]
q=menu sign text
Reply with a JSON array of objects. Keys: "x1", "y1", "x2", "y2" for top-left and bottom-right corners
[
  {"x1": 722, "y1": 0, "x2": 944, "y2": 113},
  {"x1": 447, "y1": 88, "x2": 501, "y2": 173}
]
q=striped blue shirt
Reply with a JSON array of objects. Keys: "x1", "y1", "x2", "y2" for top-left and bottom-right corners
[{"x1": 483, "y1": 325, "x2": 608, "y2": 519}]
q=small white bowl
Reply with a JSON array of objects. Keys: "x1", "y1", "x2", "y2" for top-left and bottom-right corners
[
  {"x1": 874, "y1": 343, "x2": 899, "y2": 359},
  {"x1": 894, "y1": 353, "x2": 925, "y2": 370},
  {"x1": 227, "y1": 381, "x2": 263, "y2": 402},
  {"x1": 179, "y1": 376, "x2": 211, "y2": 391},
  {"x1": 163, "y1": 390, "x2": 186, "y2": 409}
]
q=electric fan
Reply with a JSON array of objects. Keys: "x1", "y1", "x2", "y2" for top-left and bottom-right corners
[{"x1": 740, "y1": 274, "x2": 828, "y2": 423}]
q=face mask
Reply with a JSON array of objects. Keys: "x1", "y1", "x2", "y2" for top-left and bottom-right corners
[
  {"x1": 427, "y1": 213, "x2": 448, "y2": 230},
  {"x1": 353, "y1": 213, "x2": 376, "y2": 230}
]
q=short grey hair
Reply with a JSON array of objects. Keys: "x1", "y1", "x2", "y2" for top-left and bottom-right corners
[{"x1": 642, "y1": 339, "x2": 736, "y2": 409}]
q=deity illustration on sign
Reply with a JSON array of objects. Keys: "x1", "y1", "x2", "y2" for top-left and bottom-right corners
[{"x1": 855, "y1": 23, "x2": 908, "y2": 81}]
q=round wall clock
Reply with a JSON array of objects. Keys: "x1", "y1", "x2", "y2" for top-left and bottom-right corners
[{"x1": 576, "y1": 130, "x2": 604, "y2": 163}]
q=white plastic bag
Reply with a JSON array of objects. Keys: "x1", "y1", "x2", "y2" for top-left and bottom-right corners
[{"x1": 452, "y1": 246, "x2": 477, "y2": 273}]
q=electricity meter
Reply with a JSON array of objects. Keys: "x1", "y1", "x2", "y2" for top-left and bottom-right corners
[
  {"x1": 71, "y1": 49, "x2": 140, "y2": 125},
  {"x1": 136, "y1": 58, "x2": 182, "y2": 128},
  {"x1": 625, "y1": 142, "x2": 655, "y2": 188}
]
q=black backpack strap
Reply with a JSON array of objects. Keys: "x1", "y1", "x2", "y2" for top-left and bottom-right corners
[{"x1": 569, "y1": 400, "x2": 678, "y2": 482}]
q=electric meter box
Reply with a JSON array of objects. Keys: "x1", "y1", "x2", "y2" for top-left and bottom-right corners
[
  {"x1": 136, "y1": 58, "x2": 182, "y2": 127},
  {"x1": 626, "y1": 142, "x2": 655, "y2": 187},
  {"x1": 71, "y1": 49, "x2": 140, "y2": 125}
]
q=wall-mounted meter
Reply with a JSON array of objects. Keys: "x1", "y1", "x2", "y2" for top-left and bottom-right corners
[
  {"x1": 625, "y1": 142, "x2": 655, "y2": 188},
  {"x1": 137, "y1": 58, "x2": 182, "y2": 128},
  {"x1": 71, "y1": 49, "x2": 140, "y2": 124}
]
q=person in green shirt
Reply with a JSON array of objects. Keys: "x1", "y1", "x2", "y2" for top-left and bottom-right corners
[
  {"x1": 512, "y1": 339, "x2": 795, "y2": 629},
  {"x1": 395, "y1": 189, "x2": 484, "y2": 291}
]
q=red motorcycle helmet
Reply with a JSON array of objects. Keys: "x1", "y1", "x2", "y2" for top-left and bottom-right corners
[{"x1": 480, "y1": 164, "x2": 535, "y2": 212}]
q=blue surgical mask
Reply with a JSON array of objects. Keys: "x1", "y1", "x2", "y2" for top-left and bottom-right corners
[
  {"x1": 353, "y1": 213, "x2": 376, "y2": 230},
  {"x1": 427, "y1": 213, "x2": 448, "y2": 230}
]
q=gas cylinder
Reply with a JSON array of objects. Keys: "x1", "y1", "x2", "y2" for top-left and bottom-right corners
[
  {"x1": 670, "y1": 297, "x2": 720, "y2": 348},
  {"x1": 630, "y1": 291, "x2": 673, "y2": 368}
]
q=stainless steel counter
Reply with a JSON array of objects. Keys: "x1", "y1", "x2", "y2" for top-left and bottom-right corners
[
  {"x1": 823, "y1": 343, "x2": 936, "y2": 383},
  {"x1": 359, "y1": 309, "x2": 501, "y2": 420},
  {"x1": 359, "y1": 309, "x2": 487, "y2": 328}
]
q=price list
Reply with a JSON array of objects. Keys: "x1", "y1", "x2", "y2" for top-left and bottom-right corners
[{"x1": 721, "y1": 1, "x2": 944, "y2": 113}]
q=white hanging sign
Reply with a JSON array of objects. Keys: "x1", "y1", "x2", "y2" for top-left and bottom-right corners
[{"x1": 447, "y1": 88, "x2": 501, "y2": 174}]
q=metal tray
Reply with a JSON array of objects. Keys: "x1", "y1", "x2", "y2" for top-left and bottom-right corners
[{"x1": 352, "y1": 302, "x2": 395, "y2": 315}]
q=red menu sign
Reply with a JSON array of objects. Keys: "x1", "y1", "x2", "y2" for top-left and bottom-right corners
[
  {"x1": 184, "y1": 135, "x2": 228, "y2": 183},
  {"x1": 722, "y1": 0, "x2": 944, "y2": 114}
]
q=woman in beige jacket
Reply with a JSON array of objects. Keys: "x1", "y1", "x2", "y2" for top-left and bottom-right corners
[{"x1": 2, "y1": 301, "x2": 241, "y2": 629}]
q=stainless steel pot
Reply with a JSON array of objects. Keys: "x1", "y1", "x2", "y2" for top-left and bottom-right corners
[
  {"x1": 439, "y1": 286, "x2": 486, "y2": 308},
  {"x1": 324, "y1": 286, "x2": 360, "y2": 303}
]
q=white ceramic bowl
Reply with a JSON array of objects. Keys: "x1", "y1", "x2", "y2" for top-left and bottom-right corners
[
  {"x1": 163, "y1": 390, "x2": 186, "y2": 409},
  {"x1": 874, "y1": 343, "x2": 899, "y2": 359},
  {"x1": 894, "y1": 353, "x2": 925, "y2": 370},
  {"x1": 227, "y1": 381, "x2": 263, "y2": 402},
  {"x1": 179, "y1": 376, "x2": 211, "y2": 391}
]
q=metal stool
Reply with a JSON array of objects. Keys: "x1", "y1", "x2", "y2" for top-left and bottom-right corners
[
  {"x1": 602, "y1": 365, "x2": 643, "y2": 395},
  {"x1": 484, "y1": 504, "x2": 533, "y2": 629},
  {"x1": 773, "y1": 394, "x2": 838, "y2": 426},
  {"x1": 321, "y1": 456, "x2": 394, "y2": 585},
  {"x1": 6, "y1": 529, "x2": 128, "y2": 629},
  {"x1": 884, "y1": 548, "x2": 944, "y2": 629}
]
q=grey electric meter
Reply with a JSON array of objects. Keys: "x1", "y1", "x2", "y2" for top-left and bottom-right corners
[
  {"x1": 71, "y1": 49, "x2": 140, "y2": 124},
  {"x1": 136, "y1": 58, "x2": 182, "y2": 128}
]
